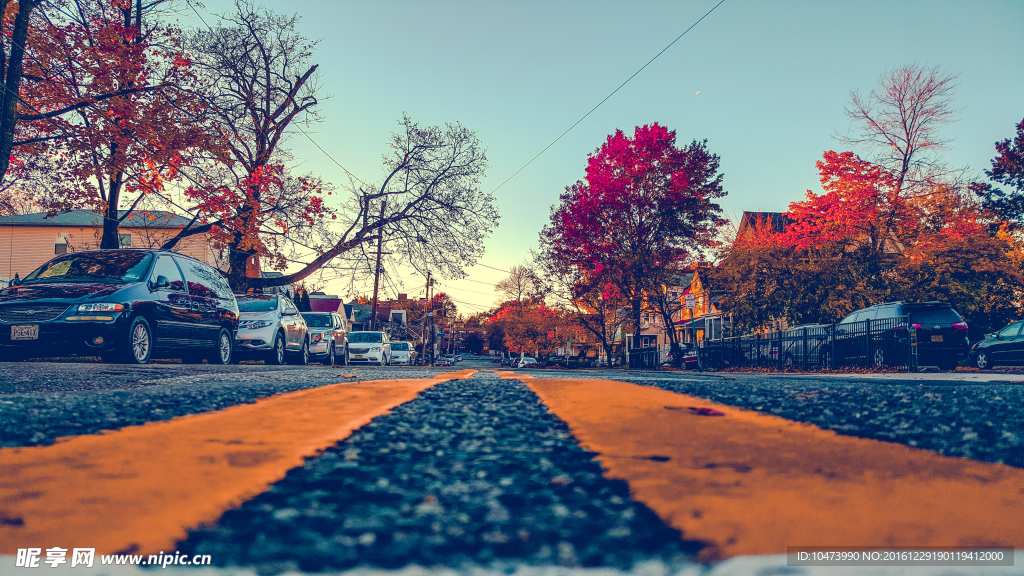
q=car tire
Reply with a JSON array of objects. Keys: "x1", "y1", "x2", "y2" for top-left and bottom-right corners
[
  {"x1": 872, "y1": 348, "x2": 885, "y2": 367},
  {"x1": 341, "y1": 347, "x2": 348, "y2": 366},
  {"x1": 266, "y1": 332, "x2": 286, "y2": 365},
  {"x1": 289, "y1": 339, "x2": 309, "y2": 366},
  {"x1": 975, "y1": 351, "x2": 991, "y2": 370},
  {"x1": 819, "y1": 348, "x2": 832, "y2": 369},
  {"x1": 937, "y1": 359, "x2": 959, "y2": 371},
  {"x1": 327, "y1": 343, "x2": 336, "y2": 366},
  {"x1": 120, "y1": 316, "x2": 153, "y2": 365},
  {"x1": 208, "y1": 328, "x2": 233, "y2": 365}
]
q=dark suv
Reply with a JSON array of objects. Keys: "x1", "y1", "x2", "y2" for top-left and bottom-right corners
[
  {"x1": 836, "y1": 301, "x2": 969, "y2": 370},
  {"x1": 0, "y1": 249, "x2": 239, "y2": 364}
]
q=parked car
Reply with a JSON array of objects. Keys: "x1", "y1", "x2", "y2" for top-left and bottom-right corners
[
  {"x1": 234, "y1": 294, "x2": 309, "y2": 365},
  {"x1": 515, "y1": 357, "x2": 539, "y2": 369},
  {"x1": 301, "y1": 311, "x2": 348, "y2": 366},
  {"x1": 390, "y1": 341, "x2": 416, "y2": 365},
  {"x1": 779, "y1": 324, "x2": 831, "y2": 367},
  {"x1": 969, "y1": 320, "x2": 1024, "y2": 369},
  {"x1": 435, "y1": 356, "x2": 453, "y2": 367},
  {"x1": 832, "y1": 301, "x2": 968, "y2": 370},
  {"x1": 0, "y1": 249, "x2": 238, "y2": 364},
  {"x1": 347, "y1": 331, "x2": 391, "y2": 365},
  {"x1": 491, "y1": 356, "x2": 502, "y2": 363}
]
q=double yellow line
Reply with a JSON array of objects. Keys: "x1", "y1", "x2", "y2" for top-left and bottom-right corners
[{"x1": 3, "y1": 369, "x2": 1021, "y2": 561}]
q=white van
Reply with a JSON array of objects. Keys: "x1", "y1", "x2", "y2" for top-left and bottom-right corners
[{"x1": 390, "y1": 341, "x2": 417, "y2": 365}]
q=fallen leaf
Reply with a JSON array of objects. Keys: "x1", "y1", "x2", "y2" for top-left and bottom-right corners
[{"x1": 688, "y1": 407, "x2": 725, "y2": 416}]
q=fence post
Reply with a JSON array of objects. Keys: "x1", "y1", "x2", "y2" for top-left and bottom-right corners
[
  {"x1": 864, "y1": 318, "x2": 871, "y2": 366},
  {"x1": 828, "y1": 324, "x2": 835, "y2": 369},
  {"x1": 802, "y1": 328, "x2": 808, "y2": 371}
]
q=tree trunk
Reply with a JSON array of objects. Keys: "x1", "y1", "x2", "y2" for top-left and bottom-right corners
[{"x1": 0, "y1": 0, "x2": 42, "y2": 183}]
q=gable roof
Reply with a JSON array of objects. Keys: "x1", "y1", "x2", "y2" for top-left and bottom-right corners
[
  {"x1": 738, "y1": 211, "x2": 794, "y2": 235},
  {"x1": 0, "y1": 210, "x2": 195, "y2": 228}
]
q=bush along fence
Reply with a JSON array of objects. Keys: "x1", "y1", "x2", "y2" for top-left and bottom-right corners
[{"x1": 697, "y1": 316, "x2": 919, "y2": 371}]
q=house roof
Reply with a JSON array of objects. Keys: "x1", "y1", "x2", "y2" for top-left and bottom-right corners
[
  {"x1": 739, "y1": 211, "x2": 794, "y2": 234},
  {"x1": 309, "y1": 298, "x2": 343, "y2": 313},
  {"x1": 0, "y1": 210, "x2": 197, "y2": 228}
]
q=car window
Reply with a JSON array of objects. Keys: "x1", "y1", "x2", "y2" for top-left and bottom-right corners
[
  {"x1": 302, "y1": 314, "x2": 332, "y2": 328},
  {"x1": 236, "y1": 295, "x2": 279, "y2": 312},
  {"x1": 858, "y1": 309, "x2": 878, "y2": 321},
  {"x1": 150, "y1": 256, "x2": 185, "y2": 292},
  {"x1": 174, "y1": 257, "x2": 224, "y2": 299},
  {"x1": 349, "y1": 332, "x2": 383, "y2": 343},
  {"x1": 874, "y1": 306, "x2": 897, "y2": 319},
  {"x1": 903, "y1": 306, "x2": 963, "y2": 325},
  {"x1": 839, "y1": 312, "x2": 860, "y2": 324},
  {"x1": 998, "y1": 323, "x2": 1022, "y2": 338},
  {"x1": 392, "y1": 343, "x2": 410, "y2": 351}
]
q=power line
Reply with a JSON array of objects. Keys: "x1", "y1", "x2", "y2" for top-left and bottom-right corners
[{"x1": 489, "y1": 0, "x2": 727, "y2": 195}]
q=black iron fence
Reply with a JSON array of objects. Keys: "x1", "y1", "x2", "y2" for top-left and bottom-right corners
[
  {"x1": 697, "y1": 316, "x2": 918, "y2": 371},
  {"x1": 628, "y1": 346, "x2": 661, "y2": 370}
]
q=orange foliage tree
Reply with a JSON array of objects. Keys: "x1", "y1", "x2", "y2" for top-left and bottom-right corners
[{"x1": 17, "y1": 0, "x2": 215, "y2": 248}]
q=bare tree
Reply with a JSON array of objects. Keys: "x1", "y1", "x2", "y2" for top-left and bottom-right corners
[
  {"x1": 495, "y1": 263, "x2": 546, "y2": 311},
  {"x1": 839, "y1": 64, "x2": 960, "y2": 197}
]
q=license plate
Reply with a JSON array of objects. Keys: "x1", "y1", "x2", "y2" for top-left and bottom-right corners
[
  {"x1": 931, "y1": 335, "x2": 943, "y2": 342},
  {"x1": 12, "y1": 325, "x2": 38, "y2": 340},
  {"x1": 353, "y1": 354, "x2": 363, "y2": 359}
]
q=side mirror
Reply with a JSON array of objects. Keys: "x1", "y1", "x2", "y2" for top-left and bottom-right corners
[
  {"x1": 150, "y1": 275, "x2": 170, "y2": 290},
  {"x1": 284, "y1": 308, "x2": 297, "y2": 316}
]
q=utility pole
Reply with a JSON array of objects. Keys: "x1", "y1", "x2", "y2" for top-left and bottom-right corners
[{"x1": 369, "y1": 199, "x2": 387, "y2": 331}]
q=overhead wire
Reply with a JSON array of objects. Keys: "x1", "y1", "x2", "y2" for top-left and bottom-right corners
[{"x1": 488, "y1": 0, "x2": 727, "y2": 195}]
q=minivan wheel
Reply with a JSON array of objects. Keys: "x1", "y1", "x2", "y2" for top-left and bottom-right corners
[
  {"x1": 267, "y1": 332, "x2": 285, "y2": 365},
  {"x1": 208, "y1": 328, "x2": 233, "y2": 365},
  {"x1": 121, "y1": 316, "x2": 152, "y2": 364},
  {"x1": 975, "y1": 351, "x2": 990, "y2": 370}
]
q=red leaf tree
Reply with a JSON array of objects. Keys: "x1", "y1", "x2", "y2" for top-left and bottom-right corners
[{"x1": 541, "y1": 123, "x2": 725, "y2": 353}]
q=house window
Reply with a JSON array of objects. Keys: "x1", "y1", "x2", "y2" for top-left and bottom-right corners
[
  {"x1": 55, "y1": 233, "x2": 68, "y2": 255},
  {"x1": 119, "y1": 233, "x2": 132, "y2": 247}
]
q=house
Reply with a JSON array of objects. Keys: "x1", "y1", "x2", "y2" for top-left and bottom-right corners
[{"x1": 0, "y1": 210, "x2": 217, "y2": 286}]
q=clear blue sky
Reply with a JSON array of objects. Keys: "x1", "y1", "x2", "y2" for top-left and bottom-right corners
[{"x1": 194, "y1": 0, "x2": 1023, "y2": 316}]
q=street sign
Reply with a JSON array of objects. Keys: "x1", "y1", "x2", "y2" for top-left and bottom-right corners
[{"x1": 685, "y1": 294, "x2": 696, "y2": 309}]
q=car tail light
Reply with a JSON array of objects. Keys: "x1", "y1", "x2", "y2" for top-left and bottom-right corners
[
  {"x1": 952, "y1": 321, "x2": 968, "y2": 330},
  {"x1": 912, "y1": 323, "x2": 921, "y2": 328}
]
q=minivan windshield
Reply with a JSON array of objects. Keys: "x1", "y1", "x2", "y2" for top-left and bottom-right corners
[
  {"x1": 22, "y1": 252, "x2": 152, "y2": 284},
  {"x1": 391, "y1": 342, "x2": 410, "y2": 351},
  {"x1": 237, "y1": 295, "x2": 279, "y2": 313},
  {"x1": 349, "y1": 332, "x2": 383, "y2": 343}
]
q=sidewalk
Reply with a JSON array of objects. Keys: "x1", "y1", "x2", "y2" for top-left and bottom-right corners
[{"x1": 751, "y1": 370, "x2": 1024, "y2": 384}]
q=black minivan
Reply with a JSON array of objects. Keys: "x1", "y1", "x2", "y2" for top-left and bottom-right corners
[
  {"x1": 0, "y1": 250, "x2": 239, "y2": 364},
  {"x1": 836, "y1": 301, "x2": 969, "y2": 370}
]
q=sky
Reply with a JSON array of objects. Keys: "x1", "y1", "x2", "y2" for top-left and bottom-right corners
[{"x1": 189, "y1": 0, "x2": 1023, "y2": 318}]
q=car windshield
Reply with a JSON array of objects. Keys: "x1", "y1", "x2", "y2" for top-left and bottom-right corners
[
  {"x1": 302, "y1": 314, "x2": 332, "y2": 328},
  {"x1": 349, "y1": 332, "x2": 383, "y2": 343},
  {"x1": 392, "y1": 343, "x2": 410, "y2": 351},
  {"x1": 237, "y1": 295, "x2": 279, "y2": 312},
  {"x1": 22, "y1": 252, "x2": 153, "y2": 284}
]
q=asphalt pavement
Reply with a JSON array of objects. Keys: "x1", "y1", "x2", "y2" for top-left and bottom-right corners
[{"x1": 0, "y1": 357, "x2": 1020, "y2": 576}]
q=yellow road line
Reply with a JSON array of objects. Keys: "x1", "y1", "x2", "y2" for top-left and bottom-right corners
[
  {"x1": 0, "y1": 369, "x2": 476, "y2": 555},
  {"x1": 500, "y1": 373, "x2": 1024, "y2": 560}
]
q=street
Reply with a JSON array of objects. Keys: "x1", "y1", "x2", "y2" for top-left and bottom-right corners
[{"x1": 1, "y1": 358, "x2": 1022, "y2": 576}]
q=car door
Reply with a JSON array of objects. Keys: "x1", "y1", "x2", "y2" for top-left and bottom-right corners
[
  {"x1": 281, "y1": 298, "x2": 301, "y2": 350},
  {"x1": 173, "y1": 256, "x2": 220, "y2": 347},
  {"x1": 992, "y1": 322, "x2": 1023, "y2": 363},
  {"x1": 147, "y1": 255, "x2": 191, "y2": 348}
]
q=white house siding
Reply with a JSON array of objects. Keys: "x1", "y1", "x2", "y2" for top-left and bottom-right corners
[{"x1": 0, "y1": 225, "x2": 216, "y2": 283}]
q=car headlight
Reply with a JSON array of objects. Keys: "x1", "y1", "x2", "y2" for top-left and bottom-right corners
[
  {"x1": 240, "y1": 320, "x2": 273, "y2": 329},
  {"x1": 312, "y1": 334, "x2": 323, "y2": 342},
  {"x1": 370, "y1": 346, "x2": 382, "y2": 352},
  {"x1": 77, "y1": 303, "x2": 124, "y2": 313}
]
